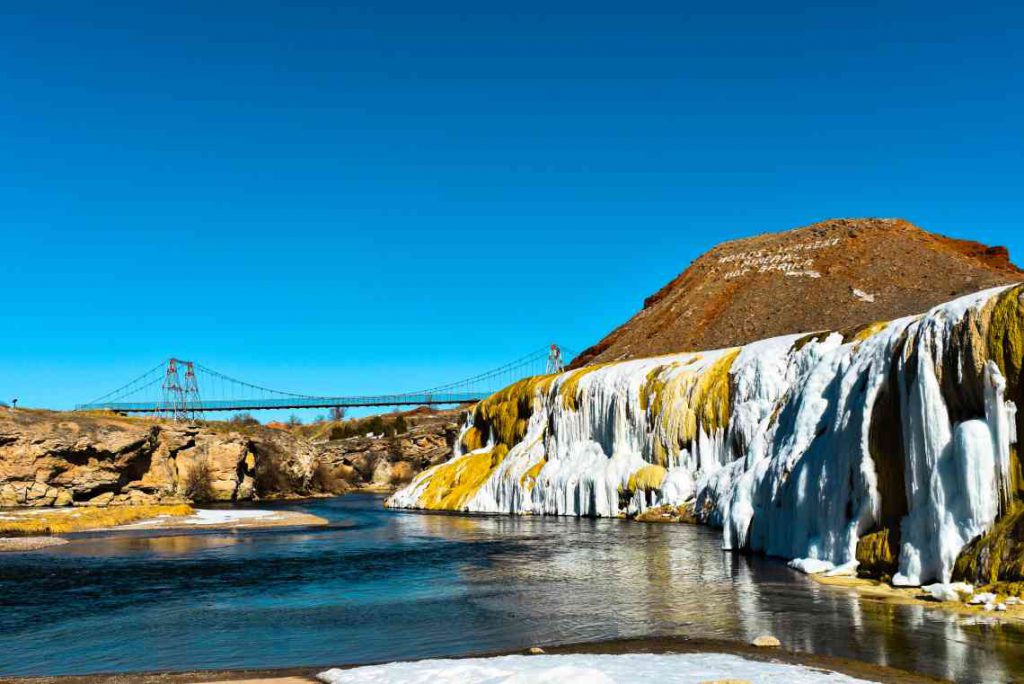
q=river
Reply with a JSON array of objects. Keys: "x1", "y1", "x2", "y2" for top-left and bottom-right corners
[{"x1": 1, "y1": 493, "x2": 1022, "y2": 682}]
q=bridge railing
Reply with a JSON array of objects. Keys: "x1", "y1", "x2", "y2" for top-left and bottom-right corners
[
  {"x1": 77, "y1": 391, "x2": 490, "y2": 413},
  {"x1": 76, "y1": 345, "x2": 579, "y2": 415}
]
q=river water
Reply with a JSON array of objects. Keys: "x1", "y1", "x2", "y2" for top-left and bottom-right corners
[{"x1": 1, "y1": 494, "x2": 1022, "y2": 682}]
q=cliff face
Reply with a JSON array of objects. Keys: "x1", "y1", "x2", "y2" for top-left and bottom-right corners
[
  {"x1": 572, "y1": 218, "x2": 1021, "y2": 368},
  {"x1": 0, "y1": 409, "x2": 459, "y2": 507},
  {"x1": 293, "y1": 411, "x2": 460, "y2": 494},
  {"x1": 390, "y1": 285, "x2": 1024, "y2": 587}
]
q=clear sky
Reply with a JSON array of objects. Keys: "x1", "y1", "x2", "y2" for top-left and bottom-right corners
[{"x1": 2, "y1": 1, "x2": 1022, "y2": 416}]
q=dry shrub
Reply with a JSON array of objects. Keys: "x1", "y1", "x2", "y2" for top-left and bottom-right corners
[
  {"x1": 253, "y1": 452, "x2": 294, "y2": 496},
  {"x1": 183, "y1": 460, "x2": 215, "y2": 503}
]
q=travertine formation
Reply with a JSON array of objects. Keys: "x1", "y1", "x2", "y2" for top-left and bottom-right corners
[{"x1": 390, "y1": 285, "x2": 1024, "y2": 587}]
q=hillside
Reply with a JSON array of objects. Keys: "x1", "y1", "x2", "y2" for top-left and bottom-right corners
[{"x1": 571, "y1": 218, "x2": 1021, "y2": 367}]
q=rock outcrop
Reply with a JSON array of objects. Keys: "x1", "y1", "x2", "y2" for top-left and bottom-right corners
[
  {"x1": 571, "y1": 218, "x2": 1021, "y2": 368},
  {"x1": 290, "y1": 411, "x2": 459, "y2": 495},
  {"x1": 0, "y1": 408, "x2": 459, "y2": 507}
]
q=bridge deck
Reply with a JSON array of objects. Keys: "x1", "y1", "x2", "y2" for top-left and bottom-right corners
[{"x1": 76, "y1": 392, "x2": 487, "y2": 413}]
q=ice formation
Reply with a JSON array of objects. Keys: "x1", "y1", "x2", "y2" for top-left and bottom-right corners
[
  {"x1": 317, "y1": 652, "x2": 874, "y2": 683},
  {"x1": 388, "y1": 284, "x2": 1024, "y2": 586}
]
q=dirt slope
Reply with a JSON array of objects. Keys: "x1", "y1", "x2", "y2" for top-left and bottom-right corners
[{"x1": 571, "y1": 218, "x2": 1022, "y2": 367}]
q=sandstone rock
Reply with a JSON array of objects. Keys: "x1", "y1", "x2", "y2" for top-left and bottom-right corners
[
  {"x1": 751, "y1": 635, "x2": 781, "y2": 648},
  {"x1": 372, "y1": 459, "x2": 396, "y2": 485},
  {"x1": 235, "y1": 474, "x2": 255, "y2": 501},
  {"x1": 87, "y1": 492, "x2": 115, "y2": 507},
  {"x1": 390, "y1": 461, "x2": 416, "y2": 484},
  {"x1": 137, "y1": 441, "x2": 179, "y2": 494},
  {"x1": 25, "y1": 481, "x2": 50, "y2": 501},
  {"x1": 0, "y1": 484, "x2": 19, "y2": 507},
  {"x1": 26, "y1": 481, "x2": 49, "y2": 501},
  {"x1": 40, "y1": 486, "x2": 60, "y2": 506},
  {"x1": 334, "y1": 463, "x2": 359, "y2": 483},
  {"x1": 0, "y1": 407, "x2": 459, "y2": 506}
]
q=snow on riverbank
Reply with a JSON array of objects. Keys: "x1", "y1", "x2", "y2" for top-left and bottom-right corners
[
  {"x1": 122, "y1": 508, "x2": 275, "y2": 527},
  {"x1": 181, "y1": 509, "x2": 277, "y2": 525},
  {"x1": 317, "y1": 653, "x2": 873, "y2": 683},
  {"x1": 122, "y1": 508, "x2": 328, "y2": 530}
]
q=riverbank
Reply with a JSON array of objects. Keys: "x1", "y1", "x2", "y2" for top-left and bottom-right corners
[
  {"x1": 3, "y1": 636, "x2": 947, "y2": 684},
  {"x1": 0, "y1": 506, "x2": 328, "y2": 552},
  {"x1": 808, "y1": 573, "x2": 1024, "y2": 623}
]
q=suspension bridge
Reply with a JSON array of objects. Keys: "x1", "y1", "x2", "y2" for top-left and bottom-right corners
[{"x1": 75, "y1": 345, "x2": 575, "y2": 420}]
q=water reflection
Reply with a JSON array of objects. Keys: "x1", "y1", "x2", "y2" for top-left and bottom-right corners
[
  {"x1": 0, "y1": 494, "x2": 1022, "y2": 682},
  {"x1": 58, "y1": 532, "x2": 246, "y2": 556}
]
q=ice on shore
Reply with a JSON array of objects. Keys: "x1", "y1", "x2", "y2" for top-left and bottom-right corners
[
  {"x1": 788, "y1": 558, "x2": 835, "y2": 575},
  {"x1": 317, "y1": 653, "x2": 875, "y2": 683},
  {"x1": 969, "y1": 592, "x2": 998, "y2": 605}
]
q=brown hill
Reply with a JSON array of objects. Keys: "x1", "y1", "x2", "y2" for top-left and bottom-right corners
[{"x1": 571, "y1": 218, "x2": 1022, "y2": 367}]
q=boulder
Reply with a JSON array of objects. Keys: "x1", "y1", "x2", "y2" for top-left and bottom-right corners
[
  {"x1": 751, "y1": 635, "x2": 781, "y2": 648},
  {"x1": 0, "y1": 483, "x2": 20, "y2": 506},
  {"x1": 87, "y1": 492, "x2": 115, "y2": 507}
]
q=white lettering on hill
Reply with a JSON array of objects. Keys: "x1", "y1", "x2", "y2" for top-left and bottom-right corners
[{"x1": 718, "y1": 236, "x2": 841, "y2": 280}]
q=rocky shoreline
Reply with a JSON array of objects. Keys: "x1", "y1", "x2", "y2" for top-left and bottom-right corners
[{"x1": 0, "y1": 407, "x2": 460, "y2": 509}]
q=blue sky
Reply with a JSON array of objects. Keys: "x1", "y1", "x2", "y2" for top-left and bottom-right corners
[{"x1": 2, "y1": 1, "x2": 1022, "y2": 416}]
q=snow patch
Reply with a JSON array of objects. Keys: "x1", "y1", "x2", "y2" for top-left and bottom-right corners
[
  {"x1": 181, "y1": 509, "x2": 277, "y2": 525},
  {"x1": 823, "y1": 561, "x2": 859, "y2": 577},
  {"x1": 317, "y1": 653, "x2": 874, "y2": 683},
  {"x1": 969, "y1": 592, "x2": 998, "y2": 605},
  {"x1": 125, "y1": 509, "x2": 276, "y2": 527},
  {"x1": 788, "y1": 558, "x2": 835, "y2": 575}
]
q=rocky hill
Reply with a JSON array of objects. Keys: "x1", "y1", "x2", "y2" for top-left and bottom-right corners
[
  {"x1": 0, "y1": 407, "x2": 459, "y2": 507},
  {"x1": 571, "y1": 218, "x2": 1021, "y2": 367}
]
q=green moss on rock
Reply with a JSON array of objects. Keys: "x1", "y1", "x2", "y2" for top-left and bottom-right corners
[
  {"x1": 856, "y1": 527, "x2": 900, "y2": 579},
  {"x1": 954, "y1": 504, "x2": 1024, "y2": 585}
]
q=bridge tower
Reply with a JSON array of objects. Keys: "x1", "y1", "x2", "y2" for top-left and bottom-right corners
[
  {"x1": 161, "y1": 358, "x2": 202, "y2": 422},
  {"x1": 546, "y1": 344, "x2": 565, "y2": 374},
  {"x1": 181, "y1": 360, "x2": 203, "y2": 421}
]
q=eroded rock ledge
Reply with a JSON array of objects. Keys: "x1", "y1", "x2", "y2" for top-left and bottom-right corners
[{"x1": 0, "y1": 408, "x2": 459, "y2": 507}]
